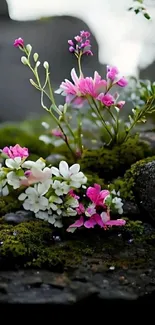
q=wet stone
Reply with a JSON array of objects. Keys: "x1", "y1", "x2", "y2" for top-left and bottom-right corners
[{"x1": 2, "y1": 210, "x2": 35, "y2": 224}]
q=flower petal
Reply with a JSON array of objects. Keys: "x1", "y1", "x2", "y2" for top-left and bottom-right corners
[
  {"x1": 59, "y1": 161, "x2": 69, "y2": 178},
  {"x1": 69, "y1": 163, "x2": 80, "y2": 175}
]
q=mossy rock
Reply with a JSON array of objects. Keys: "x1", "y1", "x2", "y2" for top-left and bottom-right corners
[
  {"x1": 0, "y1": 195, "x2": 22, "y2": 216},
  {"x1": 0, "y1": 218, "x2": 155, "y2": 271},
  {"x1": 80, "y1": 136, "x2": 152, "y2": 180},
  {"x1": 110, "y1": 155, "x2": 155, "y2": 201},
  {"x1": 0, "y1": 125, "x2": 53, "y2": 160}
]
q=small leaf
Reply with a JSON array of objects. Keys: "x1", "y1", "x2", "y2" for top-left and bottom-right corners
[{"x1": 144, "y1": 12, "x2": 150, "y2": 19}]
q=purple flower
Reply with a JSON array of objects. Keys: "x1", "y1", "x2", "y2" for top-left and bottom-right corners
[
  {"x1": 67, "y1": 30, "x2": 93, "y2": 56},
  {"x1": 14, "y1": 37, "x2": 24, "y2": 48}
]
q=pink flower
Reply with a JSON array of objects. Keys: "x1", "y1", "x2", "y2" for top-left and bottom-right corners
[
  {"x1": 68, "y1": 190, "x2": 80, "y2": 200},
  {"x1": 55, "y1": 68, "x2": 85, "y2": 108},
  {"x1": 86, "y1": 184, "x2": 110, "y2": 207},
  {"x1": 100, "y1": 212, "x2": 126, "y2": 228},
  {"x1": 14, "y1": 37, "x2": 24, "y2": 48},
  {"x1": 97, "y1": 93, "x2": 115, "y2": 107},
  {"x1": 78, "y1": 71, "x2": 107, "y2": 98},
  {"x1": 56, "y1": 69, "x2": 107, "y2": 107},
  {"x1": 106, "y1": 66, "x2": 128, "y2": 88},
  {"x1": 116, "y1": 101, "x2": 125, "y2": 109},
  {"x1": 21, "y1": 167, "x2": 52, "y2": 186},
  {"x1": 51, "y1": 128, "x2": 63, "y2": 138},
  {"x1": 2, "y1": 144, "x2": 29, "y2": 159},
  {"x1": 67, "y1": 211, "x2": 126, "y2": 232},
  {"x1": 76, "y1": 203, "x2": 85, "y2": 215}
]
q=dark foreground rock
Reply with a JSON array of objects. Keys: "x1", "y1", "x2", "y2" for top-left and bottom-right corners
[
  {"x1": 133, "y1": 160, "x2": 155, "y2": 223},
  {"x1": 0, "y1": 220, "x2": 155, "y2": 304}
]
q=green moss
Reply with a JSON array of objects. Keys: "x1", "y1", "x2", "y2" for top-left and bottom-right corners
[
  {"x1": 110, "y1": 155, "x2": 155, "y2": 201},
  {"x1": 0, "y1": 218, "x2": 155, "y2": 270},
  {"x1": 0, "y1": 195, "x2": 21, "y2": 216},
  {"x1": 123, "y1": 219, "x2": 145, "y2": 236},
  {"x1": 0, "y1": 125, "x2": 53, "y2": 160},
  {"x1": 80, "y1": 135, "x2": 152, "y2": 180},
  {"x1": 85, "y1": 172, "x2": 105, "y2": 188}
]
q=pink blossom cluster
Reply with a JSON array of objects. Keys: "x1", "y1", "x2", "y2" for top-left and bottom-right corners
[
  {"x1": 2, "y1": 144, "x2": 29, "y2": 159},
  {"x1": 67, "y1": 184, "x2": 126, "y2": 232},
  {"x1": 56, "y1": 66, "x2": 128, "y2": 109},
  {"x1": 68, "y1": 30, "x2": 93, "y2": 56}
]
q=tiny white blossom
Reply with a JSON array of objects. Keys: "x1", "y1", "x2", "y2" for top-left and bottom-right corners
[
  {"x1": 112, "y1": 197, "x2": 123, "y2": 214},
  {"x1": 52, "y1": 180, "x2": 70, "y2": 196},
  {"x1": 7, "y1": 171, "x2": 21, "y2": 189},
  {"x1": 18, "y1": 185, "x2": 49, "y2": 213},
  {"x1": 51, "y1": 161, "x2": 87, "y2": 188}
]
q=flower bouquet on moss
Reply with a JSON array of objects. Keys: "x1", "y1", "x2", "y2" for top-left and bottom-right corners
[
  {"x1": 1, "y1": 30, "x2": 154, "y2": 234},
  {"x1": 0, "y1": 144, "x2": 125, "y2": 232}
]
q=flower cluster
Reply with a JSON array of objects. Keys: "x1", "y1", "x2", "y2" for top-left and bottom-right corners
[
  {"x1": 68, "y1": 30, "x2": 93, "y2": 56},
  {"x1": 14, "y1": 32, "x2": 154, "y2": 158},
  {"x1": 0, "y1": 144, "x2": 126, "y2": 231},
  {"x1": 56, "y1": 67, "x2": 127, "y2": 108},
  {"x1": 67, "y1": 184, "x2": 125, "y2": 232}
]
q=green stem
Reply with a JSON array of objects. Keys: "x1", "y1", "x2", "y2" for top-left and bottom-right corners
[
  {"x1": 47, "y1": 74, "x2": 56, "y2": 106},
  {"x1": 78, "y1": 53, "x2": 83, "y2": 77},
  {"x1": 91, "y1": 98, "x2": 113, "y2": 139}
]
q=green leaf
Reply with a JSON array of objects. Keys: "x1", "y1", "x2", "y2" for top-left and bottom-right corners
[
  {"x1": 144, "y1": 12, "x2": 150, "y2": 19},
  {"x1": 16, "y1": 169, "x2": 25, "y2": 177}
]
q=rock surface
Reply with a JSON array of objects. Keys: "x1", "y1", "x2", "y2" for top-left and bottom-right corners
[
  {"x1": 133, "y1": 160, "x2": 155, "y2": 223},
  {"x1": 0, "y1": 220, "x2": 155, "y2": 304}
]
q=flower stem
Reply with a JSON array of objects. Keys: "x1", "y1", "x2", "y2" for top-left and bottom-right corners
[
  {"x1": 91, "y1": 98, "x2": 113, "y2": 139},
  {"x1": 78, "y1": 52, "x2": 83, "y2": 77}
]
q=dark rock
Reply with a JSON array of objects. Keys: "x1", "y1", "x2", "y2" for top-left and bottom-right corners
[
  {"x1": 0, "y1": 282, "x2": 8, "y2": 294},
  {"x1": 2, "y1": 210, "x2": 35, "y2": 224},
  {"x1": 133, "y1": 160, "x2": 155, "y2": 222},
  {"x1": 122, "y1": 200, "x2": 140, "y2": 218},
  {"x1": 0, "y1": 12, "x2": 105, "y2": 122},
  {"x1": 0, "y1": 0, "x2": 9, "y2": 18}
]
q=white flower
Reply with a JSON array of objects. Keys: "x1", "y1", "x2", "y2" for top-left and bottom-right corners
[
  {"x1": 18, "y1": 185, "x2": 49, "y2": 213},
  {"x1": 0, "y1": 178, "x2": 9, "y2": 196},
  {"x1": 51, "y1": 161, "x2": 87, "y2": 188},
  {"x1": 112, "y1": 197, "x2": 123, "y2": 214},
  {"x1": 5, "y1": 157, "x2": 22, "y2": 170},
  {"x1": 36, "y1": 210, "x2": 63, "y2": 228},
  {"x1": 52, "y1": 180, "x2": 70, "y2": 196},
  {"x1": 7, "y1": 171, "x2": 21, "y2": 189}
]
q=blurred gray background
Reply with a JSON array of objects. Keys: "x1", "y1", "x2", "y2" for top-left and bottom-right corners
[{"x1": 0, "y1": 0, "x2": 155, "y2": 122}]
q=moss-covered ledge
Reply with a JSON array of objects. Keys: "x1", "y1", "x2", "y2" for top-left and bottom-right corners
[{"x1": 0, "y1": 216, "x2": 155, "y2": 271}]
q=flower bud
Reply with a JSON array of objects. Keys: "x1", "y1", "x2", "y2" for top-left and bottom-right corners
[
  {"x1": 29, "y1": 79, "x2": 37, "y2": 87},
  {"x1": 33, "y1": 52, "x2": 39, "y2": 62},
  {"x1": 36, "y1": 61, "x2": 40, "y2": 68},
  {"x1": 26, "y1": 44, "x2": 32, "y2": 53},
  {"x1": 21, "y1": 56, "x2": 28, "y2": 65},
  {"x1": 43, "y1": 61, "x2": 49, "y2": 69}
]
